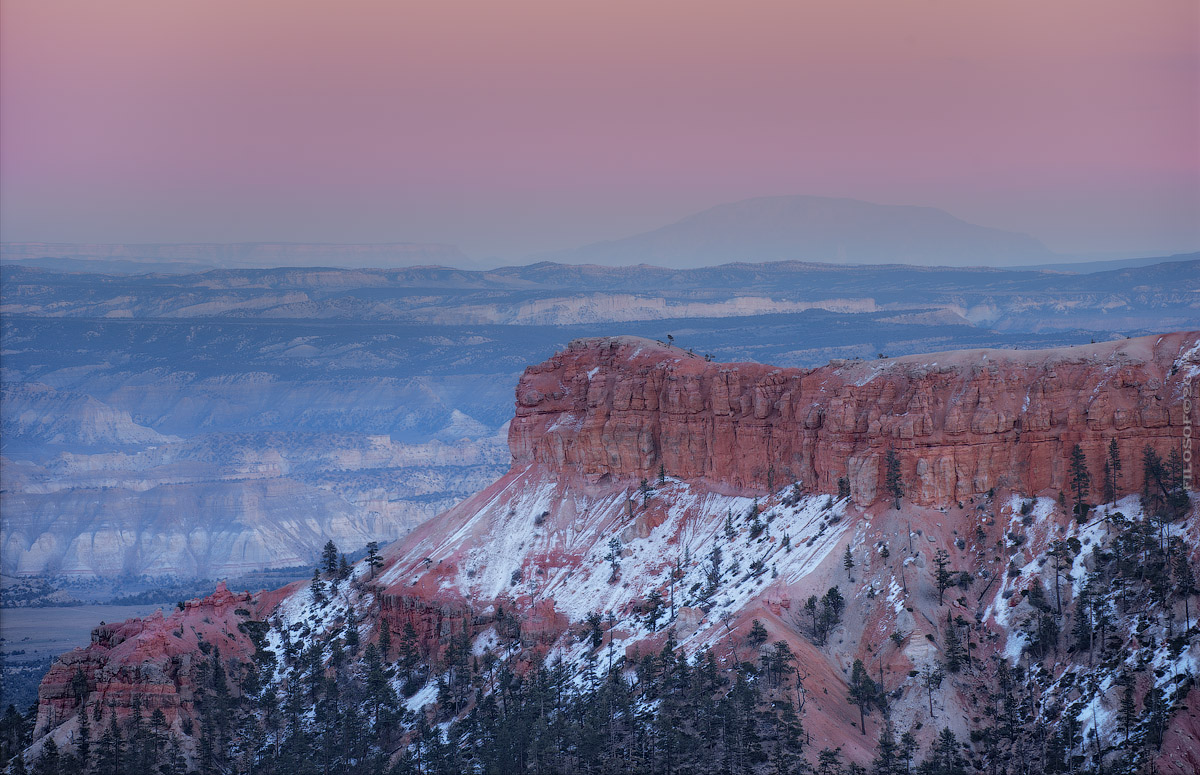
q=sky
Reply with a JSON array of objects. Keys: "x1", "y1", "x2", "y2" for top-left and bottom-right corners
[{"x1": 1, "y1": 0, "x2": 1197, "y2": 260}]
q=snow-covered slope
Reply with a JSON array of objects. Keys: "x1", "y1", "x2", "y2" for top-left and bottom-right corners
[{"x1": 24, "y1": 333, "x2": 1200, "y2": 774}]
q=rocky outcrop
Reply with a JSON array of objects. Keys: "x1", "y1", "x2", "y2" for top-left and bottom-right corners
[
  {"x1": 32, "y1": 583, "x2": 266, "y2": 744},
  {"x1": 511, "y1": 333, "x2": 1198, "y2": 505},
  {"x1": 376, "y1": 591, "x2": 473, "y2": 667}
]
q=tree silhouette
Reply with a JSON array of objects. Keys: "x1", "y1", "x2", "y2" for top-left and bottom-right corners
[
  {"x1": 1103, "y1": 438, "x2": 1122, "y2": 503},
  {"x1": 847, "y1": 658, "x2": 878, "y2": 735},
  {"x1": 884, "y1": 449, "x2": 903, "y2": 510},
  {"x1": 933, "y1": 548, "x2": 953, "y2": 605},
  {"x1": 1068, "y1": 444, "x2": 1092, "y2": 518},
  {"x1": 365, "y1": 541, "x2": 384, "y2": 579},
  {"x1": 320, "y1": 540, "x2": 339, "y2": 575}
]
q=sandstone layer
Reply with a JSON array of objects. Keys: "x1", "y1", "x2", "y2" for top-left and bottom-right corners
[{"x1": 511, "y1": 333, "x2": 1198, "y2": 504}]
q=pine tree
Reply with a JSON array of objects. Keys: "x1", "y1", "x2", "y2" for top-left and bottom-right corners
[
  {"x1": 770, "y1": 696, "x2": 804, "y2": 773},
  {"x1": 920, "y1": 664, "x2": 944, "y2": 718},
  {"x1": 818, "y1": 747, "x2": 845, "y2": 775},
  {"x1": 337, "y1": 552, "x2": 351, "y2": 580},
  {"x1": 942, "y1": 614, "x2": 965, "y2": 673},
  {"x1": 872, "y1": 721, "x2": 900, "y2": 775},
  {"x1": 1072, "y1": 589, "x2": 1094, "y2": 662},
  {"x1": 748, "y1": 503, "x2": 764, "y2": 539},
  {"x1": 69, "y1": 669, "x2": 87, "y2": 706},
  {"x1": 1103, "y1": 438, "x2": 1122, "y2": 504},
  {"x1": 0, "y1": 705, "x2": 34, "y2": 765},
  {"x1": 96, "y1": 718, "x2": 123, "y2": 775},
  {"x1": 1174, "y1": 543, "x2": 1196, "y2": 631},
  {"x1": 125, "y1": 695, "x2": 147, "y2": 774},
  {"x1": 378, "y1": 617, "x2": 392, "y2": 661},
  {"x1": 321, "y1": 540, "x2": 339, "y2": 575},
  {"x1": 364, "y1": 642, "x2": 394, "y2": 726},
  {"x1": 310, "y1": 567, "x2": 326, "y2": 605},
  {"x1": 1069, "y1": 443, "x2": 1091, "y2": 519},
  {"x1": 1143, "y1": 444, "x2": 1164, "y2": 502},
  {"x1": 764, "y1": 639, "x2": 796, "y2": 690},
  {"x1": 639, "y1": 478, "x2": 655, "y2": 507},
  {"x1": 399, "y1": 621, "x2": 419, "y2": 674},
  {"x1": 1093, "y1": 596, "x2": 1115, "y2": 658},
  {"x1": 900, "y1": 730, "x2": 917, "y2": 775},
  {"x1": 32, "y1": 736, "x2": 58, "y2": 775},
  {"x1": 747, "y1": 619, "x2": 769, "y2": 652},
  {"x1": 848, "y1": 659, "x2": 878, "y2": 735},
  {"x1": 804, "y1": 595, "x2": 821, "y2": 642},
  {"x1": 365, "y1": 541, "x2": 384, "y2": 578},
  {"x1": 704, "y1": 545, "x2": 722, "y2": 597},
  {"x1": 76, "y1": 711, "x2": 90, "y2": 772},
  {"x1": 162, "y1": 738, "x2": 186, "y2": 775},
  {"x1": 585, "y1": 611, "x2": 604, "y2": 649},
  {"x1": 885, "y1": 448, "x2": 903, "y2": 510},
  {"x1": 926, "y1": 728, "x2": 967, "y2": 775},
  {"x1": 605, "y1": 537, "x2": 622, "y2": 582},
  {"x1": 645, "y1": 589, "x2": 665, "y2": 631},
  {"x1": 816, "y1": 587, "x2": 845, "y2": 644},
  {"x1": 933, "y1": 548, "x2": 953, "y2": 605},
  {"x1": 148, "y1": 708, "x2": 167, "y2": 768},
  {"x1": 1047, "y1": 539, "x2": 1072, "y2": 616},
  {"x1": 1118, "y1": 671, "x2": 1137, "y2": 746},
  {"x1": 843, "y1": 546, "x2": 856, "y2": 579},
  {"x1": 1143, "y1": 684, "x2": 1168, "y2": 751},
  {"x1": 344, "y1": 606, "x2": 360, "y2": 654},
  {"x1": 1164, "y1": 447, "x2": 1190, "y2": 517}
]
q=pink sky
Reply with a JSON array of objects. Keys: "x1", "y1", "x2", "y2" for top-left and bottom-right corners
[{"x1": 1, "y1": 0, "x2": 1196, "y2": 258}]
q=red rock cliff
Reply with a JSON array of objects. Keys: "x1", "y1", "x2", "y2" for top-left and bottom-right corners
[
  {"x1": 32, "y1": 582, "x2": 267, "y2": 742},
  {"x1": 510, "y1": 333, "x2": 1199, "y2": 505}
]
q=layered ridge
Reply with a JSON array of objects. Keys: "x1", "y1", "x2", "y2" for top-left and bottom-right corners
[{"x1": 511, "y1": 333, "x2": 1197, "y2": 503}]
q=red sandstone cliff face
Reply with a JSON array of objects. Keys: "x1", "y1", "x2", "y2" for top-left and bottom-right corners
[{"x1": 510, "y1": 333, "x2": 1198, "y2": 504}]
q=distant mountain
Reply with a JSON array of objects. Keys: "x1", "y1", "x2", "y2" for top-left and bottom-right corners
[
  {"x1": 1024, "y1": 251, "x2": 1200, "y2": 274},
  {"x1": 0, "y1": 241, "x2": 476, "y2": 271},
  {"x1": 5, "y1": 255, "x2": 1194, "y2": 333},
  {"x1": 2, "y1": 256, "x2": 220, "y2": 275},
  {"x1": 549, "y1": 195, "x2": 1055, "y2": 268}
]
